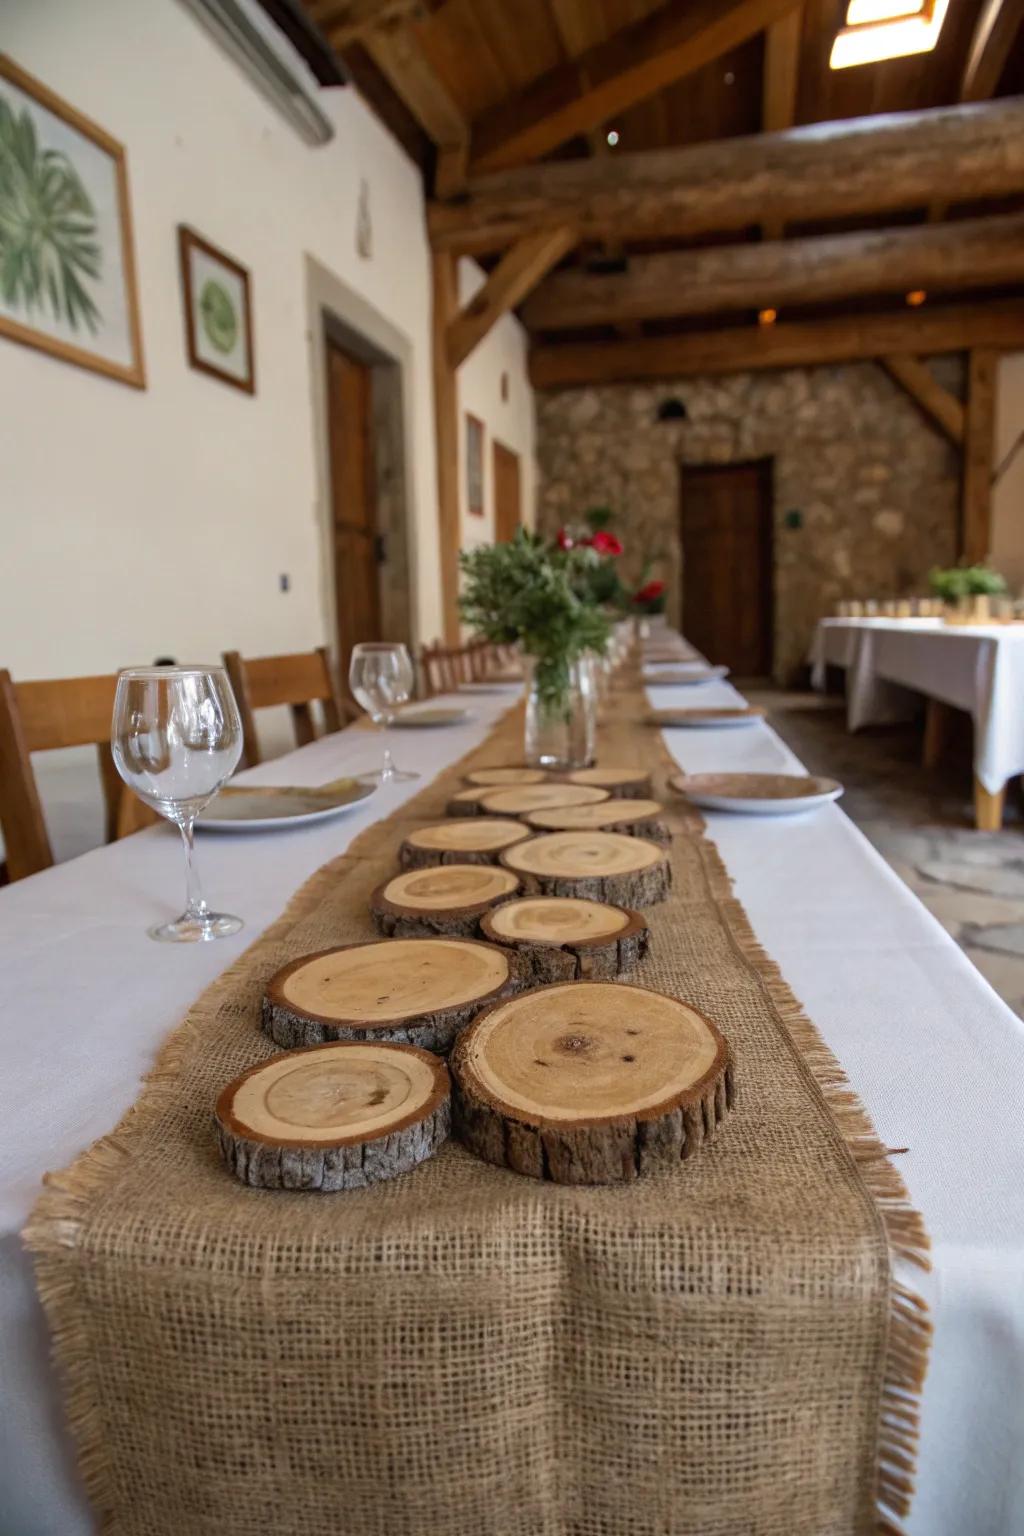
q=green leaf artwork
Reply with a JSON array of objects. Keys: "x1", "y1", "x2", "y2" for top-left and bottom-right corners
[
  {"x1": 0, "y1": 93, "x2": 102, "y2": 334},
  {"x1": 199, "y1": 278, "x2": 237, "y2": 355}
]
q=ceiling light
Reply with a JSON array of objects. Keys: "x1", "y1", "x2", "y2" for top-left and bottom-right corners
[
  {"x1": 830, "y1": 0, "x2": 948, "y2": 68},
  {"x1": 846, "y1": 0, "x2": 928, "y2": 22},
  {"x1": 758, "y1": 308, "x2": 778, "y2": 326},
  {"x1": 906, "y1": 290, "x2": 927, "y2": 306},
  {"x1": 724, "y1": 71, "x2": 735, "y2": 84},
  {"x1": 606, "y1": 129, "x2": 620, "y2": 146}
]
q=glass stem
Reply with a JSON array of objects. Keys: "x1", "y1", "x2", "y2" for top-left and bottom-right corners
[
  {"x1": 179, "y1": 816, "x2": 208, "y2": 918},
  {"x1": 379, "y1": 715, "x2": 395, "y2": 784}
]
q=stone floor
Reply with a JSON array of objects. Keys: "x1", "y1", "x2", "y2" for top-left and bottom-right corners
[{"x1": 746, "y1": 687, "x2": 1024, "y2": 1020}]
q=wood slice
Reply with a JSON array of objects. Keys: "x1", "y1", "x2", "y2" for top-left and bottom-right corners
[
  {"x1": 464, "y1": 767, "x2": 549, "y2": 786},
  {"x1": 500, "y1": 830, "x2": 672, "y2": 907},
  {"x1": 474, "y1": 783, "x2": 610, "y2": 817},
  {"x1": 479, "y1": 896, "x2": 650, "y2": 982},
  {"x1": 371, "y1": 864, "x2": 522, "y2": 938},
  {"x1": 263, "y1": 937, "x2": 520, "y2": 1054},
  {"x1": 451, "y1": 981, "x2": 732, "y2": 1184},
  {"x1": 400, "y1": 818, "x2": 533, "y2": 869},
  {"x1": 565, "y1": 766, "x2": 653, "y2": 798},
  {"x1": 446, "y1": 785, "x2": 496, "y2": 815},
  {"x1": 216, "y1": 1042, "x2": 450, "y2": 1191},
  {"x1": 523, "y1": 797, "x2": 671, "y2": 848}
]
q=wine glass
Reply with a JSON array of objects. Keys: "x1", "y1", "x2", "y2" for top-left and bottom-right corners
[
  {"x1": 112, "y1": 666, "x2": 244, "y2": 943},
  {"x1": 349, "y1": 642, "x2": 419, "y2": 785}
]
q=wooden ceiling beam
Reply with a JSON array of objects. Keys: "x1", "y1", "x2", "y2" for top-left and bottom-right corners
[
  {"x1": 528, "y1": 302, "x2": 1024, "y2": 389},
  {"x1": 962, "y1": 349, "x2": 999, "y2": 560},
  {"x1": 960, "y1": 0, "x2": 1024, "y2": 102},
  {"x1": 352, "y1": 18, "x2": 467, "y2": 152},
  {"x1": 521, "y1": 211, "x2": 1024, "y2": 330},
  {"x1": 314, "y1": 0, "x2": 424, "y2": 46},
  {"x1": 429, "y1": 98, "x2": 1024, "y2": 254},
  {"x1": 881, "y1": 355, "x2": 965, "y2": 445},
  {"x1": 447, "y1": 227, "x2": 577, "y2": 369},
  {"x1": 760, "y1": 2, "x2": 802, "y2": 239},
  {"x1": 468, "y1": 0, "x2": 803, "y2": 176}
]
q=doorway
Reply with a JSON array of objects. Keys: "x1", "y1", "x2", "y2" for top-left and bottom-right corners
[
  {"x1": 679, "y1": 459, "x2": 774, "y2": 675},
  {"x1": 493, "y1": 441, "x2": 522, "y2": 542},
  {"x1": 325, "y1": 338, "x2": 382, "y2": 690}
]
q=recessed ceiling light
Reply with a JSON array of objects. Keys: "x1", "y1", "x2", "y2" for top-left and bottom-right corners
[
  {"x1": 606, "y1": 129, "x2": 620, "y2": 146},
  {"x1": 724, "y1": 71, "x2": 735, "y2": 84},
  {"x1": 847, "y1": 0, "x2": 927, "y2": 21},
  {"x1": 906, "y1": 290, "x2": 927, "y2": 306},
  {"x1": 830, "y1": 0, "x2": 948, "y2": 68},
  {"x1": 758, "y1": 308, "x2": 778, "y2": 326}
]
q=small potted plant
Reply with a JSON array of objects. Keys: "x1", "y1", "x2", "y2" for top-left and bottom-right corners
[
  {"x1": 929, "y1": 564, "x2": 1007, "y2": 624},
  {"x1": 459, "y1": 530, "x2": 611, "y2": 767}
]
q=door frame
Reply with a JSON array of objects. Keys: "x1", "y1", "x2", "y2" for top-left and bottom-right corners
[
  {"x1": 679, "y1": 456, "x2": 775, "y2": 676},
  {"x1": 306, "y1": 257, "x2": 416, "y2": 673}
]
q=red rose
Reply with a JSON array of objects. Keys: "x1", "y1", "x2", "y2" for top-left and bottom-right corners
[
  {"x1": 633, "y1": 580, "x2": 665, "y2": 604},
  {"x1": 556, "y1": 528, "x2": 573, "y2": 550},
  {"x1": 589, "y1": 530, "x2": 623, "y2": 556}
]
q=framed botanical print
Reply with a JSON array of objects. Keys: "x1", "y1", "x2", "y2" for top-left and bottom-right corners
[
  {"x1": 466, "y1": 412, "x2": 485, "y2": 517},
  {"x1": 178, "y1": 226, "x2": 255, "y2": 394},
  {"x1": 0, "y1": 54, "x2": 145, "y2": 388}
]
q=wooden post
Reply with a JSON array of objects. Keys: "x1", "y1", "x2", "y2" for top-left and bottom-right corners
[
  {"x1": 962, "y1": 348, "x2": 998, "y2": 562},
  {"x1": 431, "y1": 250, "x2": 461, "y2": 644},
  {"x1": 922, "y1": 699, "x2": 954, "y2": 771},
  {"x1": 974, "y1": 777, "x2": 1006, "y2": 832}
]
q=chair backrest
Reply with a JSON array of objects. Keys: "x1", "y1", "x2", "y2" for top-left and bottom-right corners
[
  {"x1": 222, "y1": 646, "x2": 354, "y2": 767},
  {"x1": 0, "y1": 668, "x2": 155, "y2": 883},
  {"x1": 419, "y1": 640, "x2": 508, "y2": 698}
]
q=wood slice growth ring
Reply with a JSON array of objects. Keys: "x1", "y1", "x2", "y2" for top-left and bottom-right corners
[
  {"x1": 565, "y1": 766, "x2": 653, "y2": 798},
  {"x1": 480, "y1": 896, "x2": 649, "y2": 982},
  {"x1": 452, "y1": 981, "x2": 732, "y2": 1184},
  {"x1": 371, "y1": 864, "x2": 522, "y2": 938},
  {"x1": 216, "y1": 1042, "x2": 450, "y2": 1191},
  {"x1": 464, "y1": 767, "x2": 549, "y2": 786},
  {"x1": 446, "y1": 786, "x2": 496, "y2": 814},
  {"x1": 400, "y1": 818, "x2": 532, "y2": 868},
  {"x1": 524, "y1": 797, "x2": 671, "y2": 848},
  {"x1": 475, "y1": 783, "x2": 611, "y2": 817},
  {"x1": 263, "y1": 937, "x2": 520, "y2": 1054},
  {"x1": 500, "y1": 830, "x2": 671, "y2": 907}
]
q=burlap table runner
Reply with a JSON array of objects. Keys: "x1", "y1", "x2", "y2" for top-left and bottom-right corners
[{"x1": 26, "y1": 690, "x2": 929, "y2": 1536}]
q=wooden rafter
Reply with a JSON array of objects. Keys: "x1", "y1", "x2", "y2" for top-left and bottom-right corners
[
  {"x1": 881, "y1": 355, "x2": 965, "y2": 446},
  {"x1": 760, "y1": 2, "x2": 802, "y2": 239},
  {"x1": 521, "y1": 211, "x2": 1024, "y2": 330},
  {"x1": 961, "y1": 0, "x2": 1024, "y2": 102},
  {"x1": 447, "y1": 227, "x2": 577, "y2": 369},
  {"x1": 528, "y1": 302, "x2": 1024, "y2": 389},
  {"x1": 468, "y1": 0, "x2": 803, "y2": 175},
  {"x1": 345, "y1": 14, "x2": 467, "y2": 154},
  {"x1": 312, "y1": 0, "x2": 424, "y2": 45},
  {"x1": 429, "y1": 98, "x2": 1024, "y2": 253},
  {"x1": 962, "y1": 349, "x2": 998, "y2": 561}
]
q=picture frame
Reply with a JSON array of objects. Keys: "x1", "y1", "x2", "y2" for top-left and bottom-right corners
[
  {"x1": 0, "y1": 54, "x2": 145, "y2": 388},
  {"x1": 466, "y1": 412, "x2": 485, "y2": 517},
  {"x1": 178, "y1": 226, "x2": 255, "y2": 394}
]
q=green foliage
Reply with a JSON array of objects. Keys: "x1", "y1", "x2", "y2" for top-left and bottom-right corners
[
  {"x1": 459, "y1": 530, "x2": 610, "y2": 711},
  {"x1": 0, "y1": 95, "x2": 102, "y2": 334},
  {"x1": 929, "y1": 564, "x2": 1007, "y2": 600},
  {"x1": 583, "y1": 506, "x2": 614, "y2": 533}
]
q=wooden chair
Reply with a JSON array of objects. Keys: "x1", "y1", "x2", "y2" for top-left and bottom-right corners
[
  {"x1": 0, "y1": 668, "x2": 156, "y2": 883},
  {"x1": 418, "y1": 639, "x2": 515, "y2": 698},
  {"x1": 222, "y1": 646, "x2": 356, "y2": 768}
]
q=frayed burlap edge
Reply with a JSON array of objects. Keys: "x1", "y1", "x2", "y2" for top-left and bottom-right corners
[{"x1": 23, "y1": 692, "x2": 931, "y2": 1535}]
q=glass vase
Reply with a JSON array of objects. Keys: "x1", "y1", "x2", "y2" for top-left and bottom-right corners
[{"x1": 523, "y1": 656, "x2": 596, "y2": 769}]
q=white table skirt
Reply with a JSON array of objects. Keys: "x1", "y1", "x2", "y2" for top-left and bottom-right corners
[
  {"x1": 811, "y1": 617, "x2": 1024, "y2": 793},
  {"x1": 3, "y1": 673, "x2": 1024, "y2": 1536}
]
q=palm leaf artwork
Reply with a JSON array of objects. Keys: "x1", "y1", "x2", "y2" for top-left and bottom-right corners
[{"x1": 0, "y1": 94, "x2": 103, "y2": 334}]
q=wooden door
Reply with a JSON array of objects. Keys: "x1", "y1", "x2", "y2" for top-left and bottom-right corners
[
  {"x1": 493, "y1": 441, "x2": 522, "y2": 542},
  {"x1": 326, "y1": 340, "x2": 381, "y2": 691},
  {"x1": 679, "y1": 459, "x2": 773, "y2": 675}
]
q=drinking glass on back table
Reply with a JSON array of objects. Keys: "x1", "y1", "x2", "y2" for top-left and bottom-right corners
[
  {"x1": 112, "y1": 666, "x2": 244, "y2": 942},
  {"x1": 349, "y1": 642, "x2": 419, "y2": 785}
]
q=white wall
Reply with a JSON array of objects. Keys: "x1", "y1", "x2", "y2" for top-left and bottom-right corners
[
  {"x1": 457, "y1": 262, "x2": 536, "y2": 555},
  {"x1": 0, "y1": 0, "x2": 534, "y2": 859},
  {"x1": 991, "y1": 353, "x2": 1024, "y2": 590}
]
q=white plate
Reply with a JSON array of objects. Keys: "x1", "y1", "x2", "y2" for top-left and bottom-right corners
[
  {"x1": 458, "y1": 681, "x2": 521, "y2": 694},
  {"x1": 648, "y1": 710, "x2": 764, "y2": 729},
  {"x1": 671, "y1": 772, "x2": 843, "y2": 816},
  {"x1": 643, "y1": 665, "x2": 730, "y2": 686},
  {"x1": 392, "y1": 705, "x2": 471, "y2": 727},
  {"x1": 199, "y1": 779, "x2": 376, "y2": 832}
]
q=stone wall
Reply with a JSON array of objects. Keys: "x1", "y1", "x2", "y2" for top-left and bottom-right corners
[{"x1": 536, "y1": 360, "x2": 961, "y2": 680}]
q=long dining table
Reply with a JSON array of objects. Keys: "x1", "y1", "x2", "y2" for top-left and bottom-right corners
[{"x1": 2, "y1": 657, "x2": 1024, "y2": 1535}]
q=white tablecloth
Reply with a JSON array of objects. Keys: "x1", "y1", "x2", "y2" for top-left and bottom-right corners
[
  {"x1": 3, "y1": 673, "x2": 1024, "y2": 1536},
  {"x1": 811, "y1": 617, "x2": 1024, "y2": 793}
]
